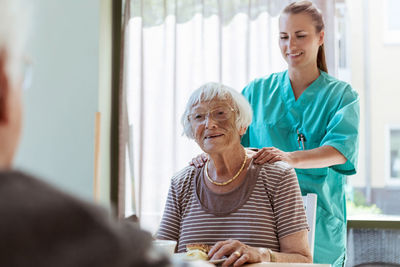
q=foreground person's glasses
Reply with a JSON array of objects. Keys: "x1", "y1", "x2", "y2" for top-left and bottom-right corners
[
  {"x1": 188, "y1": 106, "x2": 235, "y2": 124},
  {"x1": 22, "y1": 57, "x2": 33, "y2": 92}
]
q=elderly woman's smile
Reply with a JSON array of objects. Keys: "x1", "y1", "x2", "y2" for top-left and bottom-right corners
[{"x1": 204, "y1": 133, "x2": 224, "y2": 139}]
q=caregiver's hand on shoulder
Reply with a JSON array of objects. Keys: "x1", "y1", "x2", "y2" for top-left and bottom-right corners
[
  {"x1": 189, "y1": 153, "x2": 208, "y2": 168},
  {"x1": 208, "y1": 239, "x2": 269, "y2": 267},
  {"x1": 253, "y1": 147, "x2": 294, "y2": 165}
]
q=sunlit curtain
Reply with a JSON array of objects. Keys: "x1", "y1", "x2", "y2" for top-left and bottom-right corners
[{"x1": 124, "y1": 0, "x2": 334, "y2": 234}]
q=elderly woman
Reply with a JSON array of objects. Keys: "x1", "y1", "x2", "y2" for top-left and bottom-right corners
[{"x1": 157, "y1": 82, "x2": 312, "y2": 266}]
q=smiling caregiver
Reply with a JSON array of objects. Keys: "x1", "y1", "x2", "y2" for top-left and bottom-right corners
[{"x1": 241, "y1": 1, "x2": 360, "y2": 266}]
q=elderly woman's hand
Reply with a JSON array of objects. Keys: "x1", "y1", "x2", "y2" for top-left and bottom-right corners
[
  {"x1": 189, "y1": 153, "x2": 208, "y2": 168},
  {"x1": 208, "y1": 239, "x2": 269, "y2": 267},
  {"x1": 253, "y1": 147, "x2": 294, "y2": 166}
]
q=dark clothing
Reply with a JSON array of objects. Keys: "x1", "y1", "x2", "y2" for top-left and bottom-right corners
[{"x1": 0, "y1": 171, "x2": 168, "y2": 267}]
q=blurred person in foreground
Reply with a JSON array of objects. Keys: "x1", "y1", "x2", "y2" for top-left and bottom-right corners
[
  {"x1": 0, "y1": 1, "x2": 168, "y2": 266},
  {"x1": 156, "y1": 82, "x2": 312, "y2": 266}
]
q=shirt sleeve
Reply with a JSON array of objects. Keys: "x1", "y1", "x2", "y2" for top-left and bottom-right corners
[
  {"x1": 156, "y1": 177, "x2": 182, "y2": 241},
  {"x1": 321, "y1": 86, "x2": 360, "y2": 175},
  {"x1": 272, "y1": 165, "x2": 309, "y2": 239}
]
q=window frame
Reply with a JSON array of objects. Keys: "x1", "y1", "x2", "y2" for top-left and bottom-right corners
[
  {"x1": 383, "y1": 0, "x2": 400, "y2": 45},
  {"x1": 385, "y1": 124, "x2": 400, "y2": 186}
]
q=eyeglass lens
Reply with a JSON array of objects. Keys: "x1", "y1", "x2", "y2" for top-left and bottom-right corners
[{"x1": 190, "y1": 106, "x2": 233, "y2": 123}]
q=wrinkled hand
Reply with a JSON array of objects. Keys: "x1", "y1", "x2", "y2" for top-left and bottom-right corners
[
  {"x1": 189, "y1": 153, "x2": 208, "y2": 168},
  {"x1": 253, "y1": 147, "x2": 293, "y2": 165},
  {"x1": 208, "y1": 239, "x2": 265, "y2": 267}
]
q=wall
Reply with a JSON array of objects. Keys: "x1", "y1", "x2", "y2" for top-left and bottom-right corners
[
  {"x1": 346, "y1": 0, "x2": 365, "y2": 188},
  {"x1": 14, "y1": 0, "x2": 112, "y2": 204},
  {"x1": 368, "y1": 0, "x2": 400, "y2": 188},
  {"x1": 347, "y1": 0, "x2": 400, "y2": 192}
]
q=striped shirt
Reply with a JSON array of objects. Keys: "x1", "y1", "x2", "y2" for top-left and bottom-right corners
[{"x1": 156, "y1": 161, "x2": 308, "y2": 253}]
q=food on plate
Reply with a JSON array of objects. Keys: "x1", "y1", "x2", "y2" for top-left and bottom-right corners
[{"x1": 185, "y1": 243, "x2": 211, "y2": 261}]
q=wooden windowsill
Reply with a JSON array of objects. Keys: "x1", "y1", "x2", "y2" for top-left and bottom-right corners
[{"x1": 347, "y1": 214, "x2": 400, "y2": 229}]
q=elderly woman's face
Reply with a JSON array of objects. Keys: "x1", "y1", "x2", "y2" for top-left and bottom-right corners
[{"x1": 189, "y1": 100, "x2": 243, "y2": 153}]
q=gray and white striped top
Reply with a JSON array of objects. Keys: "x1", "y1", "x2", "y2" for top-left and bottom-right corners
[{"x1": 156, "y1": 161, "x2": 308, "y2": 253}]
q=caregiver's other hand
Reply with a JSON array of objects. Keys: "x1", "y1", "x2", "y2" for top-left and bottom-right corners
[
  {"x1": 208, "y1": 239, "x2": 269, "y2": 267},
  {"x1": 189, "y1": 153, "x2": 208, "y2": 168}
]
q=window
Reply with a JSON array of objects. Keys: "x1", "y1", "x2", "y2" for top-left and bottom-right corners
[
  {"x1": 343, "y1": 0, "x2": 400, "y2": 219},
  {"x1": 383, "y1": 0, "x2": 400, "y2": 44},
  {"x1": 126, "y1": 1, "x2": 287, "y2": 233},
  {"x1": 386, "y1": 125, "x2": 400, "y2": 185},
  {"x1": 335, "y1": 2, "x2": 351, "y2": 83}
]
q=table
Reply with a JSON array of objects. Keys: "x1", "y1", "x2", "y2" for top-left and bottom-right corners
[
  {"x1": 172, "y1": 254, "x2": 331, "y2": 267},
  {"x1": 172, "y1": 258, "x2": 330, "y2": 267}
]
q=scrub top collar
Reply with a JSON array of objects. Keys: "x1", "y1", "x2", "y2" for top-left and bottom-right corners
[{"x1": 281, "y1": 70, "x2": 326, "y2": 109}]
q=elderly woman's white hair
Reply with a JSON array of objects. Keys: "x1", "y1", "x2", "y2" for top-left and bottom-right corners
[
  {"x1": 0, "y1": 0, "x2": 29, "y2": 86},
  {"x1": 181, "y1": 82, "x2": 253, "y2": 139}
]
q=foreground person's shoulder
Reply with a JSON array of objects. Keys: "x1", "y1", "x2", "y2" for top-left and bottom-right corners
[
  {"x1": 0, "y1": 170, "x2": 112, "y2": 227},
  {"x1": 0, "y1": 170, "x2": 88, "y2": 207},
  {"x1": 0, "y1": 170, "x2": 171, "y2": 267}
]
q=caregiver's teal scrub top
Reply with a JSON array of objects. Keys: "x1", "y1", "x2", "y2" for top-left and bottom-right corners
[{"x1": 241, "y1": 70, "x2": 359, "y2": 267}]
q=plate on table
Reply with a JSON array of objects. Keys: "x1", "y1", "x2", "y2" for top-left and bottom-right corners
[
  {"x1": 172, "y1": 253, "x2": 227, "y2": 265},
  {"x1": 208, "y1": 257, "x2": 227, "y2": 265}
]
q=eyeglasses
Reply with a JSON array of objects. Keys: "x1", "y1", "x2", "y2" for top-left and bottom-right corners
[{"x1": 188, "y1": 106, "x2": 235, "y2": 125}]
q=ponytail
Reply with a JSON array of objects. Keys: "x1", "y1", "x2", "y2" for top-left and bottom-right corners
[{"x1": 317, "y1": 44, "x2": 328, "y2": 73}]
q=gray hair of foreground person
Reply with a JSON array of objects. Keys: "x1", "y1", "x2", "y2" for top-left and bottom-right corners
[
  {"x1": 0, "y1": 0, "x2": 29, "y2": 85},
  {"x1": 181, "y1": 82, "x2": 253, "y2": 139}
]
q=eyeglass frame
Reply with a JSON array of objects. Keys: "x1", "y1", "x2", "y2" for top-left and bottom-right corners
[
  {"x1": 187, "y1": 105, "x2": 236, "y2": 125},
  {"x1": 22, "y1": 56, "x2": 33, "y2": 92}
]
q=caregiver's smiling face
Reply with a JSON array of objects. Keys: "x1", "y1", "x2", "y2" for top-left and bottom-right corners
[{"x1": 279, "y1": 12, "x2": 324, "y2": 70}]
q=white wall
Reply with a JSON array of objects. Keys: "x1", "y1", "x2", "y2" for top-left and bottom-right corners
[
  {"x1": 368, "y1": 0, "x2": 400, "y2": 188},
  {"x1": 348, "y1": 0, "x2": 400, "y2": 189},
  {"x1": 14, "y1": 0, "x2": 110, "y2": 202},
  {"x1": 347, "y1": 0, "x2": 365, "y2": 188}
]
